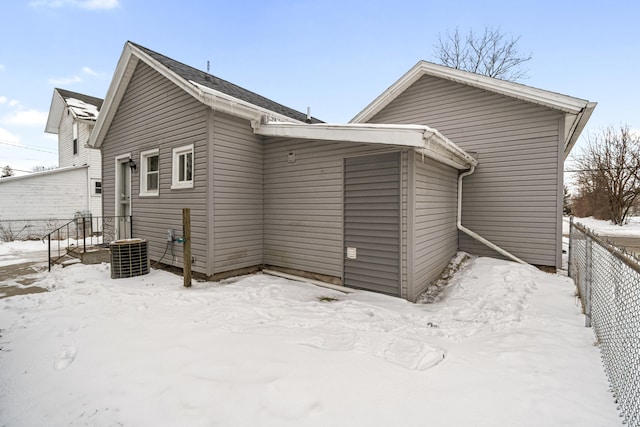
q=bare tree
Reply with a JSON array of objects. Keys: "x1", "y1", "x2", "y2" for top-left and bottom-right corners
[
  {"x1": 571, "y1": 125, "x2": 640, "y2": 225},
  {"x1": 563, "y1": 185, "x2": 572, "y2": 215},
  {"x1": 434, "y1": 27, "x2": 532, "y2": 82},
  {"x1": 1, "y1": 165, "x2": 14, "y2": 178}
]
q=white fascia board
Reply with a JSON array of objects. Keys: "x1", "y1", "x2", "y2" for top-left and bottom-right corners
[
  {"x1": 423, "y1": 127, "x2": 478, "y2": 169},
  {"x1": 90, "y1": 41, "x2": 304, "y2": 149},
  {"x1": 255, "y1": 122, "x2": 425, "y2": 147},
  {"x1": 563, "y1": 101, "x2": 597, "y2": 159},
  {"x1": 188, "y1": 81, "x2": 303, "y2": 125},
  {"x1": 88, "y1": 43, "x2": 139, "y2": 148},
  {"x1": 44, "y1": 90, "x2": 65, "y2": 134},
  {"x1": 416, "y1": 62, "x2": 590, "y2": 113},
  {"x1": 351, "y1": 61, "x2": 591, "y2": 123},
  {"x1": 122, "y1": 45, "x2": 262, "y2": 120},
  {"x1": 128, "y1": 43, "x2": 303, "y2": 125},
  {"x1": 256, "y1": 122, "x2": 477, "y2": 170},
  {"x1": 350, "y1": 61, "x2": 425, "y2": 123}
]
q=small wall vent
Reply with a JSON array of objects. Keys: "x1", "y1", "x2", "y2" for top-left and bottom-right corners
[{"x1": 110, "y1": 238, "x2": 149, "y2": 279}]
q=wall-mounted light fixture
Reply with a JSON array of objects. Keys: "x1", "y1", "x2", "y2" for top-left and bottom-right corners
[{"x1": 127, "y1": 158, "x2": 137, "y2": 172}]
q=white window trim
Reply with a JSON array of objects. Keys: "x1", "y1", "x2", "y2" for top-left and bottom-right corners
[
  {"x1": 139, "y1": 148, "x2": 160, "y2": 197},
  {"x1": 171, "y1": 144, "x2": 194, "y2": 189},
  {"x1": 93, "y1": 179, "x2": 102, "y2": 196},
  {"x1": 72, "y1": 122, "x2": 79, "y2": 155}
]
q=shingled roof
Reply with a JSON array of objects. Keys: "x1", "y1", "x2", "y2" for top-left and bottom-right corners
[
  {"x1": 55, "y1": 88, "x2": 104, "y2": 112},
  {"x1": 45, "y1": 88, "x2": 104, "y2": 134},
  {"x1": 129, "y1": 42, "x2": 322, "y2": 124}
]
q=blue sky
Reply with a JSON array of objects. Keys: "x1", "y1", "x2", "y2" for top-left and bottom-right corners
[{"x1": 1, "y1": 0, "x2": 639, "y2": 174}]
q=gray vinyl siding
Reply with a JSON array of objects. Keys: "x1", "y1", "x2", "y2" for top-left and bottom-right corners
[
  {"x1": 344, "y1": 152, "x2": 400, "y2": 296},
  {"x1": 400, "y1": 150, "x2": 408, "y2": 297},
  {"x1": 369, "y1": 75, "x2": 564, "y2": 267},
  {"x1": 412, "y1": 153, "x2": 459, "y2": 299},
  {"x1": 264, "y1": 140, "x2": 408, "y2": 294},
  {"x1": 211, "y1": 111, "x2": 263, "y2": 273},
  {"x1": 101, "y1": 62, "x2": 209, "y2": 274}
]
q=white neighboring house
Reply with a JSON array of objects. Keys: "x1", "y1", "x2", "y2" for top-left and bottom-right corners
[{"x1": 0, "y1": 89, "x2": 103, "y2": 228}]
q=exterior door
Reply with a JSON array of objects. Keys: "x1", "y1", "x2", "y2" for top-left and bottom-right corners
[
  {"x1": 115, "y1": 156, "x2": 132, "y2": 239},
  {"x1": 343, "y1": 152, "x2": 401, "y2": 296}
]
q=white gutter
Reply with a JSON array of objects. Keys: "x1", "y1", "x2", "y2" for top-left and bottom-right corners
[
  {"x1": 254, "y1": 121, "x2": 477, "y2": 170},
  {"x1": 188, "y1": 81, "x2": 302, "y2": 126},
  {"x1": 457, "y1": 166, "x2": 528, "y2": 265}
]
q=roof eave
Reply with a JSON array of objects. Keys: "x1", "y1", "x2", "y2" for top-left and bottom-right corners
[
  {"x1": 89, "y1": 42, "x2": 305, "y2": 148},
  {"x1": 564, "y1": 101, "x2": 597, "y2": 160},
  {"x1": 351, "y1": 61, "x2": 591, "y2": 123},
  {"x1": 88, "y1": 43, "x2": 139, "y2": 148},
  {"x1": 44, "y1": 89, "x2": 65, "y2": 134},
  {"x1": 189, "y1": 81, "x2": 304, "y2": 125},
  {"x1": 254, "y1": 122, "x2": 477, "y2": 170}
]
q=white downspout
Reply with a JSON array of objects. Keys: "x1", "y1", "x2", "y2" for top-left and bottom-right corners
[{"x1": 457, "y1": 166, "x2": 528, "y2": 265}]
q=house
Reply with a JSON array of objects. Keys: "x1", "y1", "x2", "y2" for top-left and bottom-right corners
[
  {"x1": 351, "y1": 63, "x2": 596, "y2": 270},
  {"x1": 45, "y1": 88, "x2": 104, "y2": 218},
  {"x1": 0, "y1": 89, "x2": 103, "y2": 232},
  {"x1": 89, "y1": 41, "x2": 594, "y2": 301}
]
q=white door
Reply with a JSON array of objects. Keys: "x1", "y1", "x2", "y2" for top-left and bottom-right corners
[{"x1": 115, "y1": 156, "x2": 132, "y2": 239}]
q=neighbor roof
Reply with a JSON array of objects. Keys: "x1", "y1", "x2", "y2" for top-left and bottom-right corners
[
  {"x1": 45, "y1": 88, "x2": 103, "y2": 134},
  {"x1": 90, "y1": 41, "x2": 322, "y2": 148},
  {"x1": 350, "y1": 60, "x2": 597, "y2": 159}
]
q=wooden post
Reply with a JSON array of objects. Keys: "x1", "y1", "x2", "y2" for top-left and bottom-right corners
[{"x1": 183, "y1": 208, "x2": 192, "y2": 288}]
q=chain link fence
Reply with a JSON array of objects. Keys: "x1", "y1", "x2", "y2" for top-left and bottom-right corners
[{"x1": 569, "y1": 218, "x2": 640, "y2": 426}]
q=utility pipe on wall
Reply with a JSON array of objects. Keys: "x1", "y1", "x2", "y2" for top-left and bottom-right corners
[{"x1": 457, "y1": 166, "x2": 528, "y2": 265}]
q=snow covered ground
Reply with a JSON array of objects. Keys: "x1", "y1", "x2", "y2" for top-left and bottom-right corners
[
  {"x1": 0, "y1": 239, "x2": 48, "y2": 268},
  {"x1": 568, "y1": 215, "x2": 640, "y2": 237},
  {"x1": 0, "y1": 244, "x2": 619, "y2": 426}
]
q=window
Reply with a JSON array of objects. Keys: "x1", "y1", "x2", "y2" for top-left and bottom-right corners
[
  {"x1": 72, "y1": 122, "x2": 79, "y2": 155},
  {"x1": 140, "y1": 149, "x2": 160, "y2": 196},
  {"x1": 95, "y1": 181, "x2": 102, "y2": 195},
  {"x1": 171, "y1": 144, "x2": 194, "y2": 189}
]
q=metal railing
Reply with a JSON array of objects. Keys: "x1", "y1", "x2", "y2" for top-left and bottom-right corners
[
  {"x1": 569, "y1": 218, "x2": 640, "y2": 426},
  {"x1": 0, "y1": 218, "x2": 71, "y2": 242},
  {"x1": 42, "y1": 215, "x2": 133, "y2": 271}
]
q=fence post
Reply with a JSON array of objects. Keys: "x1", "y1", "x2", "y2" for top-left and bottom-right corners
[
  {"x1": 82, "y1": 216, "x2": 86, "y2": 253},
  {"x1": 183, "y1": 208, "x2": 192, "y2": 288},
  {"x1": 585, "y1": 234, "x2": 592, "y2": 328},
  {"x1": 47, "y1": 234, "x2": 51, "y2": 272},
  {"x1": 568, "y1": 216, "x2": 573, "y2": 277}
]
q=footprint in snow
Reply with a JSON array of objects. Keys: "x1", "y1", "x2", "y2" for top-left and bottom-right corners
[{"x1": 54, "y1": 345, "x2": 77, "y2": 371}]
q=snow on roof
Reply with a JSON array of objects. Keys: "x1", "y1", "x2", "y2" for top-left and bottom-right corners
[
  {"x1": 65, "y1": 97, "x2": 100, "y2": 120},
  {"x1": 46, "y1": 89, "x2": 104, "y2": 134}
]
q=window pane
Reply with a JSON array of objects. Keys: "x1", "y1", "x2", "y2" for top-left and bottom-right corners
[
  {"x1": 186, "y1": 152, "x2": 193, "y2": 181},
  {"x1": 178, "y1": 154, "x2": 185, "y2": 181},
  {"x1": 147, "y1": 172, "x2": 158, "y2": 191},
  {"x1": 148, "y1": 155, "x2": 158, "y2": 172}
]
